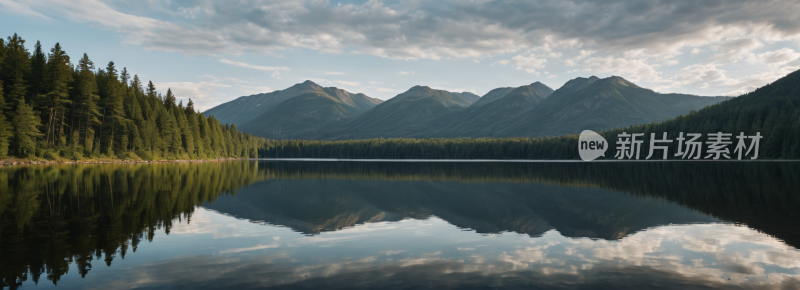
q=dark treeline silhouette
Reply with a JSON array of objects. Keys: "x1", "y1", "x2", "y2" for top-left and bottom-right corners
[
  {"x1": 1, "y1": 160, "x2": 798, "y2": 288},
  {"x1": 0, "y1": 161, "x2": 265, "y2": 289},
  {"x1": 258, "y1": 69, "x2": 800, "y2": 160},
  {"x1": 258, "y1": 137, "x2": 579, "y2": 159},
  {"x1": 0, "y1": 33, "x2": 264, "y2": 161}
]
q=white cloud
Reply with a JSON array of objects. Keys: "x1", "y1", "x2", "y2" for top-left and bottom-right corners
[
  {"x1": 397, "y1": 71, "x2": 415, "y2": 75},
  {"x1": 153, "y1": 81, "x2": 231, "y2": 111},
  {"x1": 0, "y1": 0, "x2": 51, "y2": 19},
  {"x1": 675, "y1": 64, "x2": 728, "y2": 88},
  {"x1": 757, "y1": 48, "x2": 800, "y2": 64},
  {"x1": 220, "y1": 59, "x2": 290, "y2": 71},
  {"x1": 508, "y1": 54, "x2": 547, "y2": 73},
  {"x1": 317, "y1": 71, "x2": 347, "y2": 76},
  {"x1": 581, "y1": 56, "x2": 663, "y2": 82},
  {"x1": 711, "y1": 38, "x2": 763, "y2": 63},
  {"x1": 220, "y1": 244, "x2": 279, "y2": 254},
  {"x1": 547, "y1": 75, "x2": 558, "y2": 79},
  {"x1": 374, "y1": 87, "x2": 400, "y2": 93},
  {"x1": 303, "y1": 78, "x2": 361, "y2": 88}
]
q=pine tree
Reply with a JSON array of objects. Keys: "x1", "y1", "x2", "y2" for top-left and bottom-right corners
[
  {"x1": 185, "y1": 99, "x2": 204, "y2": 157},
  {"x1": 13, "y1": 97, "x2": 42, "y2": 157},
  {"x1": 28, "y1": 40, "x2": 46, "y2": 101},
  {"x1": 75, "y1": 53, "x2": 101, "y2": 152},
  {"x1": 2, "y1": 34, "x2": 31, "y2": 109},
  {"x1": 120, "y1": 67, "x2": 129, "y2": 88},
  {"x1": 42, "y1": 42, "x2": 73, "y2": 146}
]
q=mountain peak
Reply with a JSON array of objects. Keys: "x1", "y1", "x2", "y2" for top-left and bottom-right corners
[
  {"x1": 600, "y1": 76, "x2": 641, "y2": 88},
  {"x1": 300, "y1": 80, "x2": 321, "y2": 87},
  {"x1": 403, "y1": 85, "x2": 434, "y2": 95}
]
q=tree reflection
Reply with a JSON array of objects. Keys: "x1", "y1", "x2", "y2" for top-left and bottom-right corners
[
  {"x1": 1, "y1": 160, "x2": 798, "y2": 289},
  {"x1": 0, "y1": 161, "x2": 264, "y2": 289}
]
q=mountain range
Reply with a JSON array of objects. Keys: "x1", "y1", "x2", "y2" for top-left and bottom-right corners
[{"x1": 205, "y1": 76, "x2": 731, "y2": 140}]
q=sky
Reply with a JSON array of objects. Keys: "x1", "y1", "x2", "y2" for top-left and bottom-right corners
[{"x1": 2, "y1": 0, "x2": 800, "y2": 111}]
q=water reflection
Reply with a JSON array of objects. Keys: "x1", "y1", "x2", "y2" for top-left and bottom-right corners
[{"x1": 0, "y1": 161, "x2": 798, "y2": 289}]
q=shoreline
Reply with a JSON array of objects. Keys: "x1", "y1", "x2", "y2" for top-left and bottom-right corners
[
  {"x1": 2, "y1": 157, "x2": 796, "y2": 166},
  {"x1": 0, "y1": 158, "x2": 254, "y2": 167}
]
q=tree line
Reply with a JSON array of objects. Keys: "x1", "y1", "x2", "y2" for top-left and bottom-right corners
[{"x1": 0, "y1": 33, "x2": 265, "y2": 161}]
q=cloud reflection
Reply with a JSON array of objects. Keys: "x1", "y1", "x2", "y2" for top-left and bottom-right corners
[{"x1": 94, "y1": 210, "x2": 800, "y2": 290}]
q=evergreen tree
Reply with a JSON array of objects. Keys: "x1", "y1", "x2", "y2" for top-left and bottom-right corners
[
  {"x1": 42, "y1": 42, "x2": 73, "y2": 146},
  {"x1": 76, "y1": 53, "x2": 101, "y2": 152},
  {"x1": 2, "y1": 34, "x2": 30, "y2": 109},
  {"x1": 28, "y1": 40, "x2": 46, "y2": 101},
  {"x1": 12, "y1": 97, "x2": 42, "y2": 157}
]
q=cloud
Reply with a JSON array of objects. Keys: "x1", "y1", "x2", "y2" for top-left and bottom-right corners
[
  {"x1": 547, "y1": 75, "x2": 558, "y2": 79},
  {"x1": 15, "y1": 0, "x2": 800, "y2": 60},
  {"x1": 564, "y1": 50, "x2": 594, "y2": 67},
  {"x1": 153, "y1": 81, "x2": 231, "y2": 111},
  {"x1": 219, "y1": 59, "x2": 290, "y2": 71},
  {"x1": 317, "y1": 71, "x2": 347, "y2": 76},
  {"x1": 220, "y1": 244, "x2": 279, "y2": 254},
  {"x1": 86, "y1": 222, "x2": 800, "y2": 290},
  {"x1": 581, "y1": 56, "x2": 663, "y2": 82},
  {"x1": 0, "y1": 0, "x2": 51, "y2": 19},
  {"x1": 11, "y1": 0, "x2": 800, "y2": 99},
  {"x1": 374, "y1": 87, "x2": 400, "y2": 93},
  {"x1": 507, "y1": 54, "x2": 547, "y2": 74},
  {"x1": 757, "y1": 48, "x2": 800, "y2": 64},
  {"x1": 711, "y1": 38, "x2": 763, "y2": 63},
  {"x1": 303, "y1": 78, "x2": 361, "y2": 88},
  {"x1": 397, "y1": 71, "x2": 414, "y2": 75}
]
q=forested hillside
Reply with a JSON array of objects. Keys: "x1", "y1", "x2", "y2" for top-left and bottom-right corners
[
  {"x1": 237, "y1": 81, "x2": 383, "y2": 139},
  {"x1": 258, "y1": 69, "x2": 800, "y2": 160},
  {"x1": 499, "y1": 76, "x2": 731, "y2": 137},
  {"x1": 431, "y1": 81, "x2": 554, "y2": 137},
  {"x1": 0, "y1": 33, "x2": 265, "y2": 161},
  {"x1": 324, "y1": 85, "x2": 475, "y2": 139}
]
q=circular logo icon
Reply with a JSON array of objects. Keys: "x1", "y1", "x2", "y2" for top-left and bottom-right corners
[{"x1": 578, "y1": 130, "x2": 608, "y2": 161}]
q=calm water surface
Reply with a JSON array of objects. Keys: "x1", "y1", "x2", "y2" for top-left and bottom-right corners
[{"x1": 1, "y1": 161, "x2": 799, "y2": 289}]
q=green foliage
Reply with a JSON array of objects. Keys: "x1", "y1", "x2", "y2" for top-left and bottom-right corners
[
  {"x1": 12, "y1": 97, "x2": 42, "y2": 157},
  {"x1": 0, "y1": 112, "x2": 9, "y2": 157},
  {"x1": 0, "y1": 33, "x2": 266, "y2": 161}
]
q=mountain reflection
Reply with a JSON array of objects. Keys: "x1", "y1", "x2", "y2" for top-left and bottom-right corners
[
  {"x1": 1, "y1": 160, "x2": 799, "y2": 289},
  {"x1": 210, "y1": 161, "x2": 800, "y2": 245}
]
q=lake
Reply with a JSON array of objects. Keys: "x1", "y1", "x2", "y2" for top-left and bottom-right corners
[{"x1": 1, "y1": 160, "x2": 799, "y2": 289}]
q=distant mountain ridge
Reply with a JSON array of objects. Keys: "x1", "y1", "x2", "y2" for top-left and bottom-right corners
[
  {"x1": 430, "y1": 81, "x2": 555, "y2": 137},
  {"x1": 205, "y1": 80, "x2": 382, "y2": 127},
  {"x1": 324, "y1": 85, "x2": 475, "y2": 139},
  {"x1": 205, "y1": 76, "x2": 731, "y2": 140},
  {"x1": 499, "y1": 76, "x2": 730, "y2": 137}
]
